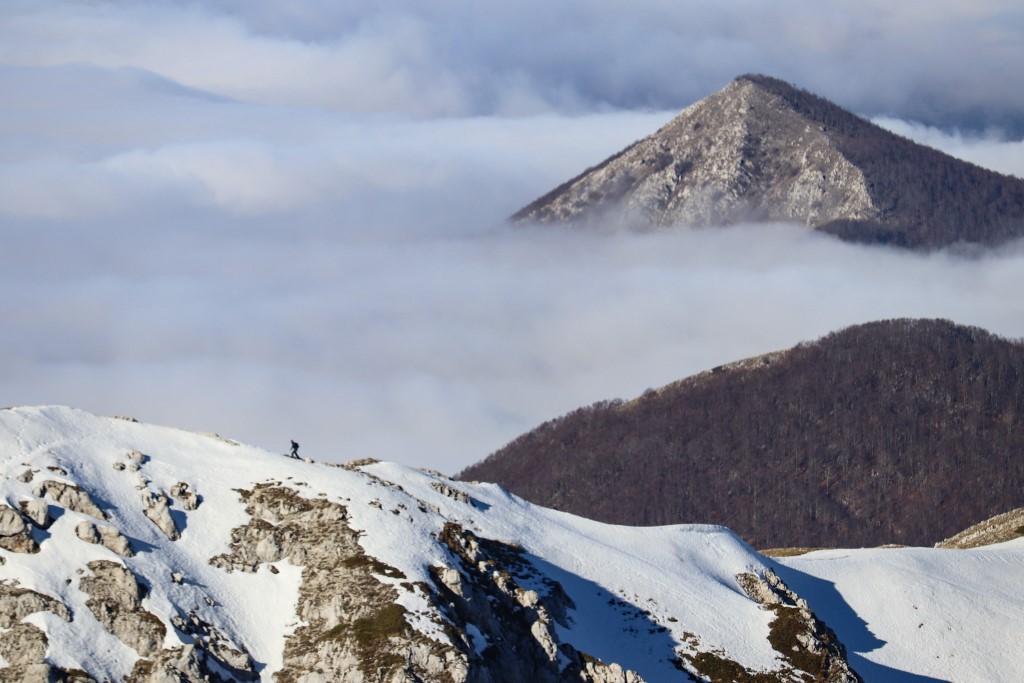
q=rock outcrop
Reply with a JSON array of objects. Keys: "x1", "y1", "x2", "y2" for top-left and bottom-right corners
[
  {"x1": 141, "y1": 491, "x2": 179, "y2": 541},
  {"x1": 430, "y1": 480, "x2": 476, "y2": 507},
  {"x1": 169, "y1": 482, "x2": 200, "y2": 511},
  {"x1": 129, "y1": 645, "x2": 207, "y2": 683},
  {"x1": 33, "y1": 480, "x2": 106, "y2": 520},
  {"x1": 0, "y1": 623, "x2": 50, "y2": 676},
  {"x1": 0, "y1": 505, "x2": 38, "y2": 553},
  {"x1": 0, "y1": 581, "x2": 71, "y2": 626},
  {"x1": 75, "y1": 521, "x2": 134, "y2": 557},
  {"x1": 18, "y1": 498, "x2": 51, "y2": 529},
  {"x1": 434, "y1": 521, "x2": 644, "y2": 683},
  {"x1": 76, "y1": 519, "x2": 100, "y2": 544},
  {"x1": 732, "y1": 570, "x2": 861, "y2": 683},
  {"x1": 936, "y1": 507, "x2": 1024, "y2": 549},
  {"x1": 211, "y1": 484, "x2": 456, "y2": 683},
  {"x1": 131, "y1": 609, "x2": 258, "y2": 683},
  {"x1": 0, "y1": 582, "x2": 78, "y2": 683},
  {"x1": 80, "y1": 560, "x2": 166, "y2": 658}
]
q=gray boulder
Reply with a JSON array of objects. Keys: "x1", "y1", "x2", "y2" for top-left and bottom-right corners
[{"x1": 0, "y1": 505, "x2": 38, "y2": 554}]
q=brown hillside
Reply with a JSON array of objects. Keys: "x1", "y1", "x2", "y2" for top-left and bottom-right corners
[{"x1": 458, "y1": 319, "x2": 1024, "y2": 549}]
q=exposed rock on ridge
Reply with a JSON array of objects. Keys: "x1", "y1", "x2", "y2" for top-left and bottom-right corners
[
  {"x1": 734, "y1": 570, "x2": 860, "y2": 682},
  {"x1": 75, "y1": 520, "x2": 134, "y2": 557},
  {"x1": 514, "y1": 75, "x2": 1024, "y2": 249},
  {"x1": 33, "y1": 480, "x2": 106, "y2": 520},
  {"x1": 211, "y1": 483, "x2": 459, "y2": 683},
  {"x1": 937, "y1": 507, "x2": 1024, "y2": 549},
  {"x1": 0, "y1": 580, "x2": 87, "y2": 683},
  {"x1": 210, "y1": 483, "x2": 654, "y2": 683},
  {"x1": 0, "y1": 504, "x2": 38, "y2": 554},
  {"x1": 80, "y1": 560, "x2": 167, "y2": 659},
  {"x1": 434, "y1": 522, "x2": 643, "y2": 682}
]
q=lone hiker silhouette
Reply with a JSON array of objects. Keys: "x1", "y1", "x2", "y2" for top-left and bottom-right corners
[{"x1": 290, "y1": 440, "x2": 300, "y2": 458}]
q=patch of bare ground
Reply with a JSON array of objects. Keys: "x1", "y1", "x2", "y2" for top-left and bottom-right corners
[
  {"x1": 936, "y1": 507, "x2": 1024, "y2": 549},
  {"x1": 758, "y1": 547, "x2": 830, "y2": 557}
]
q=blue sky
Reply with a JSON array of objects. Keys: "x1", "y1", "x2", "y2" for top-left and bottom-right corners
[{"x1": 3, "y1": 0, "x2": 1024, "y2": 471}]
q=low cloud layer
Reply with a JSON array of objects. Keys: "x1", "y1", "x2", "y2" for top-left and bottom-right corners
[
  {"x1": 6, "y1": 210, "x2": 1024, "y2": 471},
  {"x1": 3, "y1": 1, "x2": 1024, "y2": 472}
]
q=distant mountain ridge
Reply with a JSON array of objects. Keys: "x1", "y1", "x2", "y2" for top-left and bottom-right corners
[
  {"x1": 459, "y1": 319, "x2": 1024, "y2": 549},
  {"x1": 514, "y1": 75, "x2": 1024, "y2": 249}
]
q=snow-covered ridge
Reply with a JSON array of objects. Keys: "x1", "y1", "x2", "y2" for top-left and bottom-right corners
[{"x1": 0, "y1": 406, "x2": 1021, "y2": 682}]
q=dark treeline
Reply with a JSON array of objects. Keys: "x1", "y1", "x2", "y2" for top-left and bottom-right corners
[{"x1": 459, "y1": 319, "x2": 1024, "y2": 549}]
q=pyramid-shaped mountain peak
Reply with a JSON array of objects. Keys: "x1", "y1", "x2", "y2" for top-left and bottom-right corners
[{"x1": 514, "y1": 75, "x2": 1024, "y2": 249}]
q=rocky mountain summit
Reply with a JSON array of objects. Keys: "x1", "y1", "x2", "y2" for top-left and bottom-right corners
[
  {"x1": 514, "y1": 75, "x2": 1024, "y2": 249},
  {"x1": 460, "y1": 318, "x2": 1024, "y2": 550},
  {"x1": 0, "y1": 406, "x2": 1022, "y2": 682}
]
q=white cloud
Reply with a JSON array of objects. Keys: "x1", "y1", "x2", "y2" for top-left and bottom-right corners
[
  {"x1": 2, "y1": 0, "x2": 1024, "y2": 473},
  {"x1": 6, "y1": 211, "x2": 1024, "y2": 472},
  {"x1": 0, "y1": 62, "x2": 669, "y2": 220},
  {"x1": 0, "y1": 2, "x2": 469, "y2": 115},
  {"x1": 3, "y1": 0, "x2": 1024, "y2": 125}
]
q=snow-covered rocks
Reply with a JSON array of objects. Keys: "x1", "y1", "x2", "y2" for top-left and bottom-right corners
[
  {"x1": 0, "y1": 504, "x2": 37, "y2": 554},
  {"x1": 18, "y1": 498, "x2": 50, "y2": 529},
  {"x1": 0, "y1": 582, "x2": 72, "y2": 683},
  {"x1": 33, "y1": 480, "x2": 106, "y2": 520},
  {"x1": 0, "y1": 581, "x2": 71, "y2": 626},
  {"x1": 81, "y1": 560, "x2": 166, "y2": 658},
  {"x1": 734, "y1": 569, "x2": 859, "y2": 683},
  {"x1": 169, "y1": 481, "x2": 200, "y2": 511},
  {"x1": 0, "y1": 406, "x2": 1022, "y2": 682},
  {"x1": 429, "y1": 480, "x2": 475, "y2": 506},
  {"x1": 210, "y1": 483, "x2": 454, "y2": 681},
  {"x1": 75, "y1": 520, "x2": 134, "y2": 557},
  {"x1": 141, "y1": 490, "x2": 180, "y2": 541},
  {"x1": 433, "y1": 521, "x2": 586, "y2": 681},
  {"x1": 75, "y1": 519, "x2": 100, "y2": 544},
  {"x1": 0, "y1": 622, "x2": 49, "y2": 672},
  {"x1": 581, "y1": 661, "x2": 645, "y2": 683},
  {"x1": 132, "y1": 644, "x2": 207, "y2": 683}
]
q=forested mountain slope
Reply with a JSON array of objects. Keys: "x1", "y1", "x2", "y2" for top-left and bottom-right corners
[{"x1": 460, "y1": 319, "x2": 1024, "y2": 549}]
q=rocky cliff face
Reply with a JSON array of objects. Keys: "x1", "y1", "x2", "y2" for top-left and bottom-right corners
[
  {"x1": 514, "y1": 75, "x2": 1024, "y2": 249},
  {"x1": 0, "y1": 406, "x2": 867, "y2": 683}
]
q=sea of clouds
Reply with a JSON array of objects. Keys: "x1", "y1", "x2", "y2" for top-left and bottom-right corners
[{"x1": 3, "y1": 0, "x2": 1024, "y2": 471}]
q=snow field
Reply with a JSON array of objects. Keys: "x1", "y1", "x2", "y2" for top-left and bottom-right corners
[{"x1": 3, "y1": 406, "x2": 1023, "y2": 681}]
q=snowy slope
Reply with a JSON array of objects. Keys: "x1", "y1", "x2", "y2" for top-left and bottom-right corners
[
  {"x1": 777, "y1": 542, "x2": 1024, "y2": 682},
  {"x1": 0, "y1": 405, "x2": 310, "y2": 680},
  {"x1": 0, "y1": 406, "x2": 1021, "y2": 682},
  {"x1": 367, "y1": 461, "x2": 783, "y2": 679}
]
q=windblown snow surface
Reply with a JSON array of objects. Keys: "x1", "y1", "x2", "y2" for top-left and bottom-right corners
[{"x1": 0, "y1": 406, "x2": 1022, "y2": 681}]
